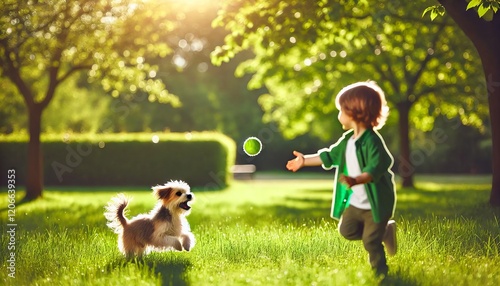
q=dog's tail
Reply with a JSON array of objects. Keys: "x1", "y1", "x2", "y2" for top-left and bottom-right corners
[{"x1": 104, "y1": 194, "x2": 130, "y2": 233}]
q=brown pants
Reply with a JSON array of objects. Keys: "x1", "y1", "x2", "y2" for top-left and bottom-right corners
[{"x1": 338, "y1": 205, "x2": 389, "y2": 275}]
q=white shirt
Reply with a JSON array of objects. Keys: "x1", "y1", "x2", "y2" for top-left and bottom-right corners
[{"x1": 345, "y1": 135, "x2": 371, "y2": 209}]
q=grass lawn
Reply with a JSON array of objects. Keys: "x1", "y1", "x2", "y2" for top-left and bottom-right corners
[{"x1": 1, "y1": 173, "x2": 499, "y2": 285}]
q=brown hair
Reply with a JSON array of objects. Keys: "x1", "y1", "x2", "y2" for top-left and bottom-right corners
[{"x1": 335, "y1": 81, "x2": 389, "y2": 129}]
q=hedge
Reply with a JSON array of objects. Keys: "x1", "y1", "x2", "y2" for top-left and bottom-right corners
[{"x1": 0, "y1": 132, "x2": 236, "y2": 189}]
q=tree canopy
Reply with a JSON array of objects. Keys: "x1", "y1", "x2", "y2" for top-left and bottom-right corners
[
  {"x1": 0, "y1": 0, "x2": 184, "y2": 199},
  {"x1": 211, "y1": 0, "x2": 489, "y2": 187},
  {"x1": 212, "y1": 0, "x2": 487, "y2": 136}
]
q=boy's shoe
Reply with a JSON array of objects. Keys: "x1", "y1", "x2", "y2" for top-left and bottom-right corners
[
  {"x1": 375, "y1": 264, "x2": 389, "y2": 278},
  {"x1": 383, "y1": 220, "x2": 397, "y2": 256}
]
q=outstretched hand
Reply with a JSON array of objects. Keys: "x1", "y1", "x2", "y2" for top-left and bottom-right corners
[{"x1": 286, "y1": 151, "x2": 304, "y2": 172}]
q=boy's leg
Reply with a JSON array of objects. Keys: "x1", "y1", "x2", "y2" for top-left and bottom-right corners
[
  {"x1": 361, "y1": 211, "x2": 389, "y2": 276},
  {"x1": 338, "y1": 206, "x2": 364, "y2": 240}
]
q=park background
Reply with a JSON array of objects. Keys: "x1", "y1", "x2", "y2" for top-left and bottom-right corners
[
  {"x1": 1, "y1": 0, "x2": 500, "y2": 285},
  {"x1": 0, "y1": 1, "x2": 494, "y2": 183}
]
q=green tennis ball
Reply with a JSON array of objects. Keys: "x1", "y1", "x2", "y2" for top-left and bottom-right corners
[{"x1": 243, "y1": 137, "x2": 262, "y2": 156}]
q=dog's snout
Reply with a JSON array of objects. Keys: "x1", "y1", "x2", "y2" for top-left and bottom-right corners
[{"x1": 187, "y1": 194, "x2": 193, "y2": 200}]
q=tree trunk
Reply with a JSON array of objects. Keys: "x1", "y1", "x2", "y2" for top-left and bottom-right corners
[
  {"x1": 24, "y1": 105, "x2": 44, "y2": 201},
  {"x1": 487, "y1": 62, "x2": 500, "y2": 206},
  {"x1": 477, "y1": 27, "x2": 500, "y2": 207},
  {"x1": 397, "y1": 101, "x2": 414, "y2": 188},
  {"x1": 481, "y1": 52, "x2": 500, "y2": 206},
  {"x1": 438, "y1": 0, "x2": 500, "y2": 206}
]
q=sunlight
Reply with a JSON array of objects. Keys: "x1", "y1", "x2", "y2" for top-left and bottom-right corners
[
  {"x1": 158, "y1": 0, "x2": 212, "y2": 7},
  {"x1": 185, "y1": 0, "x2": 209, "y2": 4}
]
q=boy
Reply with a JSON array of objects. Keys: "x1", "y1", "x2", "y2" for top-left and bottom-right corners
[{"x1": 286, "y1": 81, "x2": 397, "y2": 276}]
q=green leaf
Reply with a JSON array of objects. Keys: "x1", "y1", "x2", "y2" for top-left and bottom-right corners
[
  {"x1": 422, "y1": 5, "x2": 445, "y2": 20},
  {"x1": 422, "y1": 7, "x2": 434, "y2": 18},
  {"x1": 437, "y1": 5, "x2": 446, "y2": 15},
  {"x1": 466, "y1": 0, "x2": 482, "y2": 10},
  {"x1": 478, "y1": 3, "x2": 490, "y2": 17},
  {"x1": 430, "y1": 10, "x2": 438, "y2": 21}
]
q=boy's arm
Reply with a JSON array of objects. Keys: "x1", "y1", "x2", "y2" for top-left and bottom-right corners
[
  {"x1": 303, "y1": 153, "x2": 323, "y2": 166},
  {"x1": 340, "y1": 173, "x2": 373, "y2": 188},
  {"x1": 286, "y1": 151, "x2": 322, "y2": 172}
]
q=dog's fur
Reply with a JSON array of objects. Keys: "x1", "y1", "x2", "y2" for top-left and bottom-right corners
[{"x1": 104, "y1": 180, "x2": 195, "y2": 257}]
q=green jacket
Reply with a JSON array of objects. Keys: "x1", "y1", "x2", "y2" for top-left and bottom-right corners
[{"x1": 318, "y1": 129, "x2": 396, "y2": 223}]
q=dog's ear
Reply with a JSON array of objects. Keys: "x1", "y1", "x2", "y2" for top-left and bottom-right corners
[{"x1": 154, "y1": 187, "x2": 173, "y2": 200}]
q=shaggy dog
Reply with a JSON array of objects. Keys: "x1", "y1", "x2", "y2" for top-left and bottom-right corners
[{"x1": 104, "y1": 180, "x2": 195, "y2": 257}]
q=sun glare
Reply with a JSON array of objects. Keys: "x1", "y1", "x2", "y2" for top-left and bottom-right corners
[{"x1": 165, "y1": 0, "x2": 212, "y2": 6}]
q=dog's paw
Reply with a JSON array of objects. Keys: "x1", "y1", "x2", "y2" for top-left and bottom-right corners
[
  {"x1": 172, "y1": 239, "x2": 183, "y2": 251},
  {"x1": 181, "y1": 233, "x2": 195, "y2": 251},
  {"x1": 182, "y1": 240, "x2": 191, "y2": 251}
]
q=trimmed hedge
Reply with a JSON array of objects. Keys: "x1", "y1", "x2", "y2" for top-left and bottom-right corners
[{"x1": 0, "y1": 132, "x2": 236, "y2": 188}]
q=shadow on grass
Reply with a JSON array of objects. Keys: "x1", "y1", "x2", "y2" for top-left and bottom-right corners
[
  {"x1": 381, "y1": 271, "x2": 419, "y2": 286},
  {"x1": 393, "y1": 187, "x2": 499, "y2": 220},
  {"x1": 145, "y1": 256, "x2": 191, "y2": 286},
  {"x1": 0, "y1": 203, "x2": 111, "y2": 232},
  {"x1": 0, "y1": 196, "x2": 32, "y2": 212},
  {"x1": 150, "y1": 259, "x2": 190, "y2": 286},
  {"x1": 259, "y1": 186, "x2": 499, "y2": 224},
  {"x1": 104, "y1": 255, "x2": 191, "y2": 286}
]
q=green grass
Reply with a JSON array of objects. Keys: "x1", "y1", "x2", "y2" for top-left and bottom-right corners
[{"x1": 1, "y1": 174, "x2": 499, "y2": 285}]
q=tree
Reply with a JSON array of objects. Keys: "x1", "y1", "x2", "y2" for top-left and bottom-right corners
[
  {"x1": 431, "y1": 0, "x2": 500, "y2": 205},
  {"x1": 211, "y1": 0, "x2": 488, "y2": 188},
  {"x1": 0, "y1": 0, "x2": 180, "y2": 200},
  {"x1": 357, "y1": 2, "x2": 488, "y2": 187}
]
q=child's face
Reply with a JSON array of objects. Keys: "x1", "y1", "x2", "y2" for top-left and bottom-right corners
[{"x1": 338, "y1": 109, "x2": 354, "y2": 130}]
